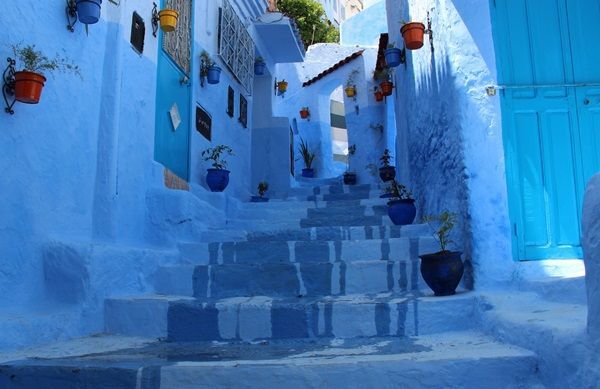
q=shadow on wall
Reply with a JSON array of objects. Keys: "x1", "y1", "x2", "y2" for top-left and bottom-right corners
[{"x1": 402, "y1": 46, "x2": 474, "y2": 289}]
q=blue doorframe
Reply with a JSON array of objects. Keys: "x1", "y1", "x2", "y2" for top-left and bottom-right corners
[
  {"x1": 490, "y1": 0, "x2": 600, "y2": 261},
  {"x1": 154, "y1": 0, "x2": 194, "y2": 181}
]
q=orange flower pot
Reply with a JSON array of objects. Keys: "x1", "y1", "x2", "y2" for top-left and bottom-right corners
[
  {"x1": 401, "y1": 22, "x2": 426, "y2": 50},
  {"x1": 374, "y1": 91, "x2": 384, "y2": 102},
  {"x1": 345, "y1": 86, "x2": 356, "y2": 98},
  {"x1": 277, "y1": 81, "x2": 288, "y2": 94},
  {"x1": 159, "y1": 9, "x2": 179, "y2": 32},
  {"x1": 300, "y1": 109, "x2": 310, "y2": 119},
  {"x1": 380, "y1": 81, "x2": 394, "y2": 96},
  {"x1": 14, "y1": 71, "x2": 47, "y2": 104}
]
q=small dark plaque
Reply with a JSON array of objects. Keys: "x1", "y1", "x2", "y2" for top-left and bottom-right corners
[
  {"x1": 227, "y1": 86, "x2": 234, "y2": 117},
  {"x1": 239, "y1": 94, "x2": 248, "y2": 128},
  {"x1": 130, "y1": 12, "x2": 145, "y2": 54},
  {"x1": 196, "y1": 105, "x2": 212, "y2": 141}
]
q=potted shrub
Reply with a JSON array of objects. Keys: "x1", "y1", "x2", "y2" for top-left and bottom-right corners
[
  {"x1": 385, "y1": 180, "x2": 416, "y2": 225},
  {"x1": 379, "y1": 149, "x2": 396, "y2": 182},
  {"x1": 401, "y1": 21, "x2": 426, "y2": 50},
  {"x1": 343, "y1": 144, "x2": 357, "y2": 185},
  {"x1": 11, "y1": 44, "x2": 81, "y2": 104},
  {"x1": 420, "y1": 211, "x2": 464, "y2": 296},
  {"x1": 344, "y1": 69, "x2": 359, "y2": 98},
  {"x1": 374, "y1": 67, "x2": 393, "y2": 96},
  {"x1": 298, "y1": 137, "x2": 316, "y2": 178},
  {"x1": 277, "y1": 80, "x2": 288, "y2": 95},
  {"x1": 251, "y1": 182, "x2": 269, "y2": 202},
  {"x1": 200, "y1": 51, "x2": 221, "y2": 85},
  {"x1": 76, "y1": 0, "x2": 102, "y2": 24},
  {"x1": 202, "y1": 145, "x2": 234, "y2": 192},
  {"x1": 384, "y1": 43, "x2": 402, "y2": 68},
  {"x1": 254, "y1": 57, "x2": 266, "y2": 76},
  {"x1": 299, "y1": 107, "x2": 310, "y2": 119},
  {"x1": 158, "y1": 8, "x2": 179, "y2": 32}
]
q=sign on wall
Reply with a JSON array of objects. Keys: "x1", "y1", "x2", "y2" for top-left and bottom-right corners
[{"x1": 196, "y1": 104, "x2": 212, "y2": 141}]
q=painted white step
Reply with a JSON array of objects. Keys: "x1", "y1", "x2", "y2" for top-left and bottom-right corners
[{"x1": 104, "y1": 292, "x2": 476, "y2": 341}]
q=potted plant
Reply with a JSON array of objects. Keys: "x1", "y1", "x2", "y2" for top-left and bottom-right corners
[
  {"x1": 298, "y1": 137, "x2": 316, "y2": 178},
  {"x1": 299, "y1": 107, "x2": 310, "y2": 119},
  {"x1": 384, "y1": 43, "x2": 402, "y2": 68},
  {"x1": 374, "y1": 87, "x2": 383, "y2": 102},
  {"x1": 374, "y1": 67, "x2": 393, "y2": 96},
  {"x1": 420, "y1": 211, "x2": 464, "y2": 296},
  {"x1": 385, "y1": 180, "x2": 416, "y2": 225},
  {"x1": 200, "y1": 51, "x2": 221, "y2": 85},
  {"x1": 76, "y1": 0, "x2": 102, "y2": 24},
  {"x1": 254, "y1": 57, "x2": 266, "y2": 76},
  {"x1": 344, "y1": 69, "x2": 359, "y2": 98},
  {"x1": 11, "y1": 44, "x2": 81, "y2": 104},
  {"x1": 251, "y1": 181, "x2": 269, "y2": 202},
  {"x1": 379, "y1": 149, "x2": 396, "y2": 182},
  {"x1": 202, "y1": 145, "x2": 234, "y2": 192},
  {"x1": 343, "y1": 144, "x2": 357, "y2": 185},
  {"x1": 277, "y1": 80, "x2": 288, "y2": 95},
  {"x1": 401, "y1": 21, "x2": 426, "y2": 50},
  {"x1": 159, "y1": 7, "x2": 179, "y2": 32}
]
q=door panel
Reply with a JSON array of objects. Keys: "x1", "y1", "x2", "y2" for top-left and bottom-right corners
[{"x1": 154, "y1": 0, "x2": 192, "y2": 181}]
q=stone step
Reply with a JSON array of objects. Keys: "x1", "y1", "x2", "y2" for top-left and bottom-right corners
[
  {"x1": 199, "y1": 223, "x2": 432, "y2": 243},
  {"x1": 233, "y1": 200, "x2": 390, "y2": 221},
  {"x1": 228, "y1": 214, "x2": 396, "y2": 230},
  {"x1": 287, "y1": 183, "x2": 375, "y2": 196},
  {"x1": 295, "y1": 176, "x2": 343, "y2": 186},
  {"x1": 0, "y1": 332, "x2": 542, "y2": 389},
  {"x1": 105, "y1": 292, "x2": 476, "y2": 341}
]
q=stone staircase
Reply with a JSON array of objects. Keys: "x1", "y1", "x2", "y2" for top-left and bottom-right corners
[{"x1": 0, "y1": 180, "x2": 544, "y2": 388}]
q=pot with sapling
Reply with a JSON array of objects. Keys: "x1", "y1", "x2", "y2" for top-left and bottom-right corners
[
  {"x1": 385, "y1": 180, "x2": 416, "y2": 225},
  {"x1": 251, "y1": 182, "x2": 269, "y2": 202},
  {"x1": 298, "y1": 138, "x2": 316, "y2": 178},
  {"x1": 343, "y1": 144, "x2": 357, "y2": 185},
  {"x1": 379, "y1": 149, "x2": 396, "y2": 182},
  {"x1": 202, "y1": 145, "x2": 234, "y2": 192}
]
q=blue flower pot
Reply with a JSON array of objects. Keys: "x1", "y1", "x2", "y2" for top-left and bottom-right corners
[
  {"x1": 250, "y1": 196, "x2": 269, "y2": 202},
  {"x1": 385, "y1": 47, "x2": 402, "y2": 68},
  {"x1": 207, "y1": 66, "x2": 221, "y2": 84},
  {"x1": 419, "y1": 251, "x2": 464, "y2": 296},
  {"x1": 379, "y1": 166, "x2": 396, "y2": 182},
  {"x1": 254, "y1": 61, "x2": 266, "y2": 76},
  {"x1": 302, "y1": 168, "x2": 314, "y2": 178},
  {"x1": 206, "y1": 168, "x2": 230, "y2": 192},
  {"x1": 76, "y1": 0, "x2": 102, "y2": 24},
  {"x1": 387, "y1": 199, "x2": 416, "y2": 225},
  {"x1": 343, "y1": 172, "x2": 357, "y2": 185}
]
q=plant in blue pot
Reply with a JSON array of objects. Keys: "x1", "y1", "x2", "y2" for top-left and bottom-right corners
[
  {"x1": 379, "y1": 149, "x2": 396, "y2": 182},
  {"x1": 385, "y1": 180, "x2": 416, "y2": 225},
  {"x1": 254, "y1": 57, "x2": 266, "y2": 76},
  {"x1": 251, "y1": 182, "x2": 269, "y2": 202},
  {"x1": 298, "y1": 138, "x2": 316, "y2": 178},
  {"x1": 75, "y1": 0, "x2": 102, "y2": 24},
  {"x1": 202, "y1": 145, "x2": 234, "y2": 192},
  {"x1": 419, "y1": 211, "x2": 464, "y2": 296},
  {"x1": 200, "y1": 51, "x2": 221, "y2": 85},
  {"x1": 384, "y1": 43, "x2": 403, "y2": 68},
  {"x1": 343, "y1": 144, "x2": 357, "y2": 185}
]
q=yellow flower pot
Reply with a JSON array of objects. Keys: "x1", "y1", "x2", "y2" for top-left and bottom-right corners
[
  {"x1": 345, "y1": 86, "x2": 356, "y2": 97},
  {"x1": 277, "y1": 81, "x2": 288, "y2": 93},
  {"x1": 159, "y1": 9, "x2": 179, "y2": 32}
]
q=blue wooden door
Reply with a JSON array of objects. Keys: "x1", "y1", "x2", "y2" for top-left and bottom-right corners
[
  {"x1": 491, "y1": 0, "x2": 600, "y2": 260},
  {"x1": 154, "y1": 0, "x2": 192, "y2": 181}
]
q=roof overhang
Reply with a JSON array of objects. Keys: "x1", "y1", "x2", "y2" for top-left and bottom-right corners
[{"x1": 254, "y1": 13, "x2": 305, "y2": 63}]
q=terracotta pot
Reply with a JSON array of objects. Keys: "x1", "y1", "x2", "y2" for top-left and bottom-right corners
[
  {"x1": 300, "y1": 109, "x2": 310, "y2": 119},
  {"x1": 380, "y1": 81, "x2": 393, "y2": 96},
  {"x1": 401, "y1": 22, "x2": 426, "y2": 50},
  {"x1": 14, "y1": 71, "x2": 47, "y2": 104},
  {"x1": 345, "y1": 86, "x2": 356, "y2": 97},
  {"x1": 374, "y1": 91, "x2": 384, "y2": 102},
  {"x1": 159, "y1": 9, "x2": 179, "y2": 32}
]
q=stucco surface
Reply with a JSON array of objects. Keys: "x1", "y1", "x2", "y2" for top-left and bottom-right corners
[{"x1": 583, "y1": 173, "x2": 600, "y2": 339}]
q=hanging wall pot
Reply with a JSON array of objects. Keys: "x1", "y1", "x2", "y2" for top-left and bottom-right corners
[
  {"x1": 254, "y1": 59, "x2": 266, "y2": 76},
  {"x1": 277, "y1": 80, "x2": 288, "y2": 94},
  {"x1": 401, "y1": 22, "x2": 426, "y2": 50},
  {"x1": 206, "y1": 66, "x2": 221, "y2": 84},
  {"x1": 299, "y1": 107, "x2": 310, "y2": 119},
  {"x1": 14, "y1": 71, "x2": 47, "y2": 104},
  {"x1": 380, "y1": 81, "x2": 394, "y2": 96},
  {"x1": 385, "y1": 47, "x2": 402, "y2": 68},
  {"x1": 345, "y1": 86, "x2": 357, "y2": 98},
  {"x1": 374, "y1": 90, "x2": 384, "y2": 102},
  {"x1": 76, "y1": 0, "x2": 102, "y2": 24},
  {"x1": 159, "y1": 9, "x2": 179, "y2": 32}
]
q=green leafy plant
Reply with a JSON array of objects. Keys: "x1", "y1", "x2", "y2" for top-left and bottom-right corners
[
  {"x1": 387, "y1": 42, "x2": 396, "y2": 49},
  {"x1": 202, "y1": 145, "x2": 234, "y2": 170},
  {"x1": 346, "y1": 69, "x2": 359, "y2": 88},
  {"x1": 258, "y1": 181, "x2": 269, "y2": 197},
  {"x1": 385, "y1": 179, "x2": 413, "y2": 201},
  {"x1": 365, "y1": 163, "x2": 379, "y2": 178},
  {"x1": 276, "y1": 0, "x2": 339, "y2": 47},
  {"x1": 298, "y1": 137, "x2": 316, "y2": 169},
  {"x1": 373, "y1": 67, "x2": 392, "y2": 82},
  {"x1": 12, "y1": 44, "x2": 81, "y2": 78},
  {"x1": 255, "y1": 56, "x2": 265, "y2": 63},
  {"x1": 380, "y1": 149, "x2": 393, "y2": 167},
  {"x1": 422, "y1": 211, "x2": 457, "y2": 253},
  {"x1": 200, "y1": 50, "x2": 216, "y2": 76},
  {"x1": 346, "y1": 144, "x2": 356, "y2": 174}
]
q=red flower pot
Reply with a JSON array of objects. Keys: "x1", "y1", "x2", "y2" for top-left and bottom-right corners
[
  {"x1": 380, "y1": 81, "x2": 394, "y2": 96},
  {"x1": 300, "y1": 109, "x2": 310, "y2": 119},
  {"x1": 401, "y1": 22, "x2": 426, "y2": 50},
  {"x1": 374, "y1": 91, "x2": 384, "y2": 102},
  {"x1": 14, "y1": 71, "x2": 47, "y2": 104}
]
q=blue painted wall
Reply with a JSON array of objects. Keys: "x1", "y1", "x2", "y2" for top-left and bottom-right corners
[{"x1": 341, "y1": 0, "x2": 387, "y2": 47}]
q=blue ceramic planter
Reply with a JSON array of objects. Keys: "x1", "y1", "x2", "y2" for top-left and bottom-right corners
[
  {"x1": 379, "y1": 166, "x2": 396, "y2": 182},
  {"x1": 254, "y1": 61, "x2": 266, "y2": 76},
  {"x1": 387, "y1": 199, "x2": 416, "y2": 225},
  {"x1": 385, "y1": 47, "x2": 402, "y2": 68},
  {"x1": 343, "y1": 172, "x2": 357, "y2": 185},
  {"x1": 76, "y1": 0, "x2": 102, "y2": 24},
  {"x1": 419, "y1": 251, "x2": 464, "y2": 296},
  {"x1": 207, "y1": 66, "x2": 221, "y2": 84},
  {"x1": 250, "y1": 196, "x2": 269, "y2": 202},
  {"x1": 302, "y1": 168, "x2": 314, "y2": 178},
  {"x1": 206, "y1": 168, "x2": 229, "y2": 192}
]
